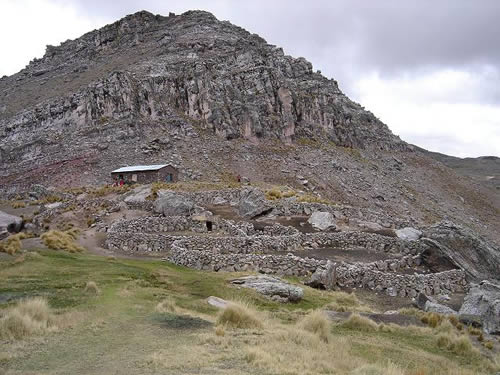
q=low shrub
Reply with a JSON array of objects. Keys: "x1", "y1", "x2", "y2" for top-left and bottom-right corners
[
  {"x1": 298, "y1": 310, "x2": 331, "y2": 343},
  {"x1": 216, "y1": 301, "x2": 263, "y2": 329},
  {"x1": 0, "y1": 297, "x2": 57, "y2": 340},
  {"x1": 40, "y1": 229, "x2": 84, "y2": 253}
]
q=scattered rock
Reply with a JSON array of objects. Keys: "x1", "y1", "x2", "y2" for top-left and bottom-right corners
[
  {"x1": 230, "y1": 275, "x2": 303, "y2": 302},
  {"x1": 308, "y1": 211, "x2": 336, "y2": 231}
]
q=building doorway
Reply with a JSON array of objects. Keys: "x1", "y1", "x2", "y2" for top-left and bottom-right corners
[{"x1": 206, "y1": 221, "x2": 213, "y2": 232}]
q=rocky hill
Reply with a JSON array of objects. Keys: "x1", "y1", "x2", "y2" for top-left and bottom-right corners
[
  {"x1": 424, "y1": 150, "x2": 500, "y2": 191},
  {"x1": 0, "y1": 9, "x2": 499, "y2": 250}
]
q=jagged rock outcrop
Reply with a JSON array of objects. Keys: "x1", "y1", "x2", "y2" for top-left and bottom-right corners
[{"x1": 423, "y1": 221, "x2": 500, "y2": 282}]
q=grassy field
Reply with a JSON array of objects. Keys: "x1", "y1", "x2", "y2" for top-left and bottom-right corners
[{"x1": 0, "y1": 250, "x2": 498, "y2": 375}]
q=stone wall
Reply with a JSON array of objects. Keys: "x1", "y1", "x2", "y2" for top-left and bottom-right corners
[
  {"x1": 334, "y1": 265, "x2": 467, "y2": 297},
  {"x1": 168, "y1": 247, "x2": 325, "y2": 276},
  {"x1": 104, "y1": 213, "x2": 467, "y2": 297},
  {"x1": 302, "y1": 232, "x2": 427, "y2": 255}
]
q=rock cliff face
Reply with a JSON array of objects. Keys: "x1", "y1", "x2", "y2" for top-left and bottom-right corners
[{"x1": 0, "y1": 11, "x2": 404, "y2": 178}]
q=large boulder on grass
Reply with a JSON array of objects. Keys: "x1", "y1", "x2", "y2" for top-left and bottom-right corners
[
  {"x1": 0, "y1": 210, "x2": 23, "y2": 236},
  {"x1": 308, "y1": 211, "x2": 336, "y2": 231},
  {"x1": 153, "y1": 191, "x2": 195, "y2": 216},
  {"x1": 231, "y1": 275, "x2": 303, "y2": 302},
  {"x1": 459, "y1": 281, "x2": 500, "y2": 334}
]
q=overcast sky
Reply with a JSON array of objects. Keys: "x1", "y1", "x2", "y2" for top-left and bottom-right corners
[{"x1": 1, "y1": 0, "x2": 499, "y2": 157}]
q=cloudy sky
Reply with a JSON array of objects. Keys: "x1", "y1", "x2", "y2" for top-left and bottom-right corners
[{"x1": 1, "y1": 0, "x2": 499, "y2": 157}]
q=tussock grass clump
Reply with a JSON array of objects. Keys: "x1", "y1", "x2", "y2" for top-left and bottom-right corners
[
  {"x1": 483, "y1": 341, "x2": 494, "y2": 350},
  {"x1": 216, "y1": 301, "x2": 263, "y2": 329},
  {"x1": 0, "y1": 297, "x2": 57, "y2": 340},
  {"x1": 341, "y1": 313, "x2": 379, "y2": 332},
  {"x1": 468, "y1": 326, "x2": 482, "y2": 336},
  {"x1": 155, "y1": 298, "x2": 178, "y2": 314},
  {"x1": 298, "y1": 310, "x2": 331, "y2": 343},
  {"x1": 11, "y1": 201, "x2": 26, "y2": 209},
  {"x1": 40, "y1": 229, "x2": 84, "y2": 252},
  {"x1": 421, "y1": 312, "x2": 444, "y2": 328},
  {"x1": 84, "y1": 281, "x2": 100, "y2": 295},
  {"x1": 436, "y1": 332, "x2": 480, "y2": 356},
  {"x1": 265, "y1": 188, "x2": 282, "y2": 200},
  {"x1": 325, "y1": 291, "x2": 364, "y2": 312},
  {"x1": 0, "y1": 233, "x2": 27, "y2": 255}
]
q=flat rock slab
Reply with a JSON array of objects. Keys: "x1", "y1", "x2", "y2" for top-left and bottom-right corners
[
  {"x1": 325, "y1": 311, "x2": 423, "y2": 327},
  {"x1": 207, "y1": 296, "x2": 229, "y2": 309},
  {"x1": 231, "y1": 275, "x2": 303, "y2": 302}
]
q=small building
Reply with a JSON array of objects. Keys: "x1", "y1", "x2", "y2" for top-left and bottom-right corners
[{"x1": 111, "y1": 164, "x2": 178, "y2": 184}]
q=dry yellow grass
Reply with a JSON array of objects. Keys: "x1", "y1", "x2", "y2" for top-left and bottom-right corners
[
  {"x1": 298, "y1": 310, "x2": 331, "y2": 343},
  {"x1": 40, "y1": 229, "x2": 84, "y2": 252},
  {"x1": 341, "y1": 313, "x2": 379, "y2": 332},
  {"x1": 84, "y1": 281, "x2": 100, "y2": 295},
  {"x1": 215, "y1": 301, "x2": 263, "y2": 329},
  {"x1": 0, "y1": 297, "x2": 57, "y2": 340},
  {"x1": 436, "y1": 332, "x2": 480, "y2": 356},
  {"x1": 11, "y1": 201, "x2": 26, "y2": 209},
  {"x1": 155, "y1": 298, "x2": 178, "y2": 314},
  {"x1": 0, "y1": 233, "x2": 27, "y2": 255},
  {"x1": 297, "y1": 193, "x2": 333, "y2": 205},
  {"x1": 325, "y1": 291, "x2": 368, "y2": 312}
]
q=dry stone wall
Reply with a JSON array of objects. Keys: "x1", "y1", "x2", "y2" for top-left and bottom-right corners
[{"x1": 105, "y1": 213, "x2": 467, "y2": 296}]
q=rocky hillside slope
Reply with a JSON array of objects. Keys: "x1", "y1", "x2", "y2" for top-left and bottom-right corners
[
  {"x1": 424, "y1": 150, "x2": 500, "y2": 191},
  {"x1": 0, "y1": 10, "x2": 499, "y2": 248}
]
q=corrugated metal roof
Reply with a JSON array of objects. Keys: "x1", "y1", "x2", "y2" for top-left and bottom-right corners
[{"x1": 111, "y1": 164, "x2": 171, "y2": 173}]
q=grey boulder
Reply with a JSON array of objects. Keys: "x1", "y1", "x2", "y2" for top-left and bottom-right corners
[
  {"x1": 237, "y1": 188, "x2": 271, "y2": 219},
  {"x1": 231, "y1": 275, "x2": 303, "y2": 302},
  {"x1": 308, "y1": 211, "x2": 336, "y2": 231},
  {"x1": 459, "y1": 281, "x2": 500, "y2": 334},
  {"x1": 395, "y1": 227, "x2": 422, "y2": 241},
  {"x1": 153, "y1": 191, "x2": 195, "y2": 216},
  {"x1": 0, "y1": 211, "x2": 23, "y2": 236},
  {"x1": 423, "y1": 221, "x2": 500, "y2": 282},
  {"x1": 124, "y1": 185, "x2": 152, "y2": 204}
]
